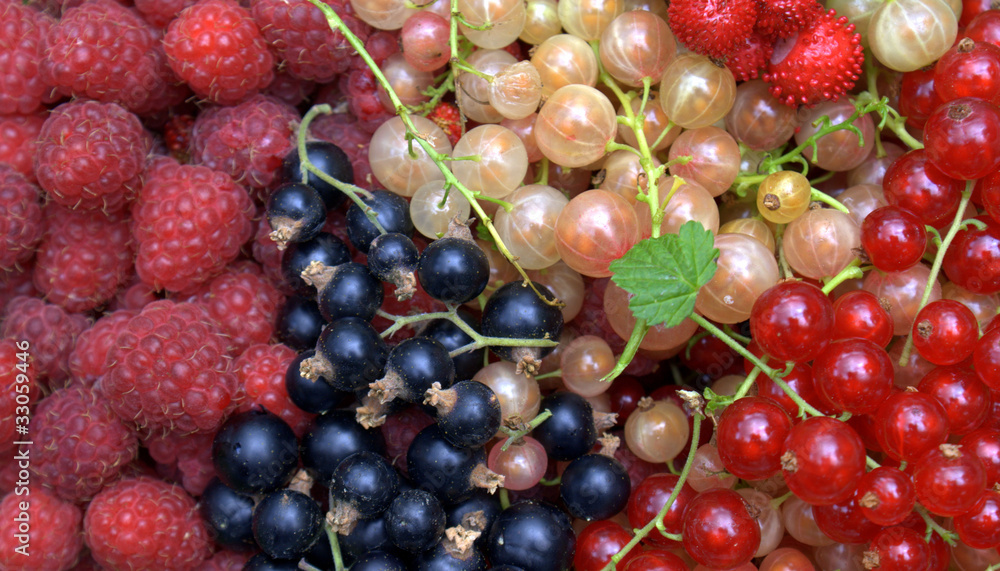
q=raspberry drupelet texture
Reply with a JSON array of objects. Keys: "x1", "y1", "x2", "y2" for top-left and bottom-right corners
[
  {"x1": 188, "y1": 95, "x2": 301, "y2": 198},
  {"x1": 0, "y1": 263, "x2": 37, "y2": 310},
  {"x1": 68, "y1": 309, "x2": 137, "y2": 386},
  {"x1": 99, "y1": 299, "x2": 241, "y2": 436},
  {"x1": 32, "y1": 205, "x2": 135, "y2": 313},
  {"x1": 0, "y1": 339, "x2": 37, "y2": 455},
  {"x1": 0, "y1": 1, "x2": 54, "y2": 115},
  {"x1": 41, "y1": 0, "x2": 188, "y2": 115},
  {"x1": 83, "y1": 477, "x2": 212, "y2": 571},
  {"x1": 235, "y1": 343, "x2": 315, "y2": 437},
  {"x1": 131, "y1": 157, "x2": 255, "y2": 293},
  {"x1": 143, "y1": 430, "x2": 216, "y2": 495},
  {"x1": 667, "y1": 0, "x2": 758, "y2": 58},
  {"x1": 34, "y1": 100, "x2": 152, "y2": 212},
  {"x1": 134, "y1": 0, "x2": 199, "y2": 28},
  {"x1": 0, "y1": 165, "x2": 44, "y2": 272},
  {"x1": 265, "y1": 70, "x2": 318, "y2": 106},
  {"x1": 0, "y1": 296, "x2": 89, "y2": 386},
  {"x1": 0, "y1": 113, "x2": 45, "y2": 181},
  {"x1": 0, "y1": 488, "x2": 83, "y2": 571},
  {"x1": 31, "y1": 386, "x2": 139, "y2": 502},
  {"x1": 251, "y1": 0, "x2": 371, "y2": 83},
  {"x1": 203, "y1": 550, "x2": 253, "y2": 571},
  {"x1": 164, "y1": 0, "x2": 275, "y2": 105}
]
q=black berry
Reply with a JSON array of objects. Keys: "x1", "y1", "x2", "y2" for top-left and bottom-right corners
[
  {"x1": 212, "y1": 409, "x2": 298, "y2": 495},
  {"x1": 282, "y1": 141, "x2": 353, "y2": 209}
]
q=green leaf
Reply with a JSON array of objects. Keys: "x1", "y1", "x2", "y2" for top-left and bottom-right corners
[{"x1": 608, "y1": 221, "x2": 718, "y2": 328}]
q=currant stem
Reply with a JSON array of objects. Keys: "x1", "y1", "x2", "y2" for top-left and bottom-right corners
[
  {"x1": 533, "y1": 369, "x2": 562, "y2": 380},
  {"x1": 499, "y1": 409, "x2": 552, "y2": 451},
  {"x1": 733, "y1": 367, "x2": 761, "y2": 401},
  {"x1": 822, "y1": 259, "x2": 864, "y2": 295},
  {"x1": 600, "y1": 319, "x2": 649, "y2": 384},
  {"x1": 376, "y1": 307, "x2": 558, "y2": 354},
  {"x1": 325, "y1": 521, "x2": 345, "y2": 571},
  {"x1": 499, "y1": 487, "x2": 510, "y2": 509},
  {"x1": 916, "y1": 504, "x2": 959, "y2": 546},
  {"x1": 809, "y1": 187, "x2": 850, "y2": 213}
]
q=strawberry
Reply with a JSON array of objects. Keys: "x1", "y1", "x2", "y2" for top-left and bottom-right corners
[
  {"x1": 428, "y1": 101, "x2": 463, "y2": 147},
  {"x1": 668, "y1": 0, "x2": 758, "y2": 58}
]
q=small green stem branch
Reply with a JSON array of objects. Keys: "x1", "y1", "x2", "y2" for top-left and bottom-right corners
[
  {"x1": 810, "y1": 187, "x2": 850, "y2": 213},
  {"x1": 897, "y1": 184, "x2": 974, "y2": 366},
  {"x1": 600, "y1": 319, "x2": 649, "y2": 384},
  {"x1": 500, "y1": 409, "x2": 553, "y2": 451},
  {"x1": 499, "y1": 487, "x2": 510, "y2": 509},
  {"x1": 916, "y1": 505, "x2": 958, "y2": 546},
  {"x1": 533, "y1": 369, "x2": 561, "y2": 380},
  {"x1": 377, "y1": 307, "x2": 557, "y2": 355},
  {"x1": 822, "y1": 259, "x2": 863, "y2": 295},
  {"x1": 733, "y1": 367, "x2": 760, "y2": 401},
  {"x1": 325, "y1": 522, "x2": 345, "y2": 571}
]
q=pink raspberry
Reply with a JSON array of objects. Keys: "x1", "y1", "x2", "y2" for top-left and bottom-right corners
[
  {"x1": 68, "y1": 310, "x2": 137, "y2": 386},
  {"x1": 0, "y1": 339, "x2": 38, "y2": 456},
  {"x1": 0, "y1": 165, "x2": 43, "y2": 272},
  {"x1": 131, "y1": 157, "x2": 255, "y2": 293},
  {"x1": 99, "y1": 300, "x2": 241, "y2": 435},
  {"x1": 0, "y1": 2, "x2": 54, "y2": 115},
  {"x1": 251, "y1": 216, "x2": 289, "y2": 293},
  {"x1": 203, "y1": 550, "x2": 252, "y2": 570},
  {"x1": 32, "y1": 205, "x2": 134, "y2": 313},
  {"x1": 41, "y1": 0, "x2": 188, "y2": 115},
  {"x1": 83, "y1": 477, "x2": 211, "y2": 571},
  {"x1": 0, "y1": 488, "x2": 83, "y2": 571},
  {"x1": 0, "y1": 113, "x2": 45, "y2": 181},
  {"x1": 188, "y1": 95, "x2": 301, "y2": 197},
  {"x1": 0, "y1": 297, "x2": 89, "y2": 386},
  {"x1": 108, "y1": 278, "x2": 162, "y2": 312},
  {"x1": 235, "y1": 343, "x2": 314, "y2": 437},
  {"x1": 134, "y1": 0, "x2": 199, "y2": 28},
  {"x1": 266, "y1": 70, "x2": 317, "y2": 106},
  {"x1": 251, "y1": 0, "x2": 371, "y2": 83},
  {"x1": 31, "y1": 386, "x2": 139, "y2": 502},
  {"x1": 143, "y1": 431, "x2": 216, "y2": 495},
  {"x1": 34, "y1": 100, "x2": 152, "y2": 212},
  {"x1": 181, "y1": 266, "x2": 284, "y2": 354},
  {"x1": 0, "y1": 263, "x2": 37, "y2": 311},
  {"x1": 164, "y1": 0, "x2": 275, "y2": 105}
]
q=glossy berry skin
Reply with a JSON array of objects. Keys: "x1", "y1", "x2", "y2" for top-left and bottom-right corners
[
  {"x1": 832, "y1": 290, "x2": 894, "y2": 347},
  {"x1": 386, "y1": 489, "x2": 445, "y2": 553},
  {"x1": 252, "y1": 489, "x2": 323, "y2": 560},
  {"x1": 276, "y1": 297, "x2": 325, "y2": 352},
  {"x1": 559, "y1": 453, "x2": 631, "y2": 521},
  {"x1": 282, "y1": 142, "x2": 353, "y2": 209},
  {"x1": 446, "y1": 490, "x2": 501, "y2": 549},
  {"x1": 419, "y1": 312, "x2": 485, "y2": 381},
  {"x1": 626, "y1": 473, "x2": 697, "y2": 547},
  {"x1": 486, "y1": 500, "x2": 576, "y2": 571},
  {"x1": 317, "y1": 262, "x2": 384, "y2": 322},
  {"x1": 331, "y1": 451, "x2": 400, "y2": 519},
  {"x1": 750, "y1": 280, "x2": 834, "y2": 363},
  {"x1": 433, "y1": 380, "x2": 501, "y2": 449},
  {"x1": 266, "y1": 182, "x2": 327, "y2": 247},
  {"x1": 975, "y1": 330, "x2": 1000, "y2": 390},
  {"x1": 882, "y1": 149, "x2": 964, "y2": 228},
  {"x1": 338, "y1": 513, "x2": 392, "y2": 563},
  {"x1": 377, "y1": 337, "x2": 456, "y2": 404},
  {"x1": 812, "y1": 338, "x2": 894, "y2": 415},
  {"x1": 866, "y1": 526, "x2": 932, "y2": 571},
  {"x1": 960, "y1": 427, "x2": 1000, "y2": 486},
  {"x1": 481, "y1": 281, "x2": 564, "y2": 365},
  {"x1": 912, "y1": 299, "x2": 980, "y2": 365},
  {"x1": 532, "y1": 392, "x2": 597, "y2": 461},
  {"x1": 417, "y1": 542, "x2": 488, "y2": 571},
  {"x1": 622, "y1": 550, "x2": 687, "y2": 571},
  {"x1": 573, "y1": 520, "x2": 640, "y2": 571},
  {"x1": 407, "y1": 424, "x2": 489, "y2": 504},
  {"x1": 282, "y1": 232, "x2": 352, "y2": 295},
  {"x1": 716, "y1": 396, "x2": 793, "y2": 481},
  {"x1": 301, "y1": 410, "x2": 386, "y2": 482},
  {"x1": 681, "y1": 488, "x2": 760, "y2": 570},
  {"x1": 856, "y1": 467, "x2": 916, "y2": 526},
  {"x1": 942, "y1": 215, "x2": 1000, "y2": 294},
  {"x1": 953, "y1": 489, "x2": 1000, "y2": 548},
  {"x1": 200, "y1": 478, "x2": 256, "y2": 551},
  {"x1": 899, "y1": 68, "x2": 942, "y2": 129},
  {"x1": 813, "y1": 494, "x2": 882, "y2": 544},
  {"x1": 417, "y1": 237, "x2": 490, "y2": 304},
  {"x1": 875, "y1": 391, "x2": 949, "y2": 463},
  {"x1": 245, "y1": 554, "x2": 302, "y2": 571},
  {"x1": 313, "y1": 317, "x2": 389, "y2": 392},
  {"x1": 934, "y1": 39, "x2": 1000, "y2": 105},
  {"x1": 918, "y1": 365, "x2": 991, "y2": 434},
  {"x1": 924, "y1": 97, "x2": 1000, "y2": 181},
  {"x1": 912, "y1": 445, "x2": 988, "y2": 516},
  {"x1": 351, "y1": 551, "x2": 408, "y2": 571},
  {"x1": 285, "y1": 350, "x2": 348, "y2": 415},
  {"x1": 861, "y1": 205, "x2": 928, "y2": 272},
  {"x1": 367, "y1": 232, "x2": 419, "y2": 284},
  {"x1": 781, "y1": 416, "x2": 866, "y2": 505},
  {"x1": 347, "y1": 189, "x2": 415, "y2": 253},
  {"x1": 212, "y1": 409, "x2": 299, "y2": 495}
]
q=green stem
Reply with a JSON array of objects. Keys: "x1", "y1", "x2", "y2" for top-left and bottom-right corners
[
  {"x1": 771, "y1": 490, "x2": 794, "y2": 509},
  {"x1": 722, "y1": 325, "x2": 751, "y2": 345},
  {"x1": 536, "y1": 157, "x2": 550, "y2": 185},
  {"x1": 539, "y1": 476, "x2": 561, "y2": 486},
  {"x1": 690, "y1": 314, "x2": 779, "y2": 379},
  {"x1": 600, "y1": 319, "x2": 649, "y2": 383},
  {"x1": 326, "y1": 522, "x2": 345, "y2": 571},
  {"x1": 377, "y1": 307, "x2": 557, "y2": 355},
  {"x1": 822, "y1": 259, "x2": 863, "y2": 295},
  {"x1": 499, "y1": 487, "x2": 510, "y2": 509},
  {"x1": 533, "y1": 369, "x2": 562, "y2": 380},
  {"x1": 916, "y1": 504, "x2": 959, "y2": 546},
  {"x1": 733, "y1": 367, "x2": 761, "y2": 401},
  {"x1": 500, "y1": 409, "x2": 552, "y2": 451},
  {"x1": 810, "y1": 187, "x2": 850, "y2": 213}
]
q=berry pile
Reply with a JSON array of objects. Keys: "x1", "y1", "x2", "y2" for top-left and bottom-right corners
[{"x1": 3, "y1": 0, "x2": 1000, "y2": 570}]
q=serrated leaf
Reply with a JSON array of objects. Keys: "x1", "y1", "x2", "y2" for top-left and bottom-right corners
[{"x1": 608, "y1": 221, "x2": 718, "y2": 328}]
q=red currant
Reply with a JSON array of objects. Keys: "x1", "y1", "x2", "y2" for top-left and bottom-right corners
[
  {"x1": 912, "y1": 443, "x2": 988, "y2": 517},
  {"x1": 860, "y1": 205, "x2": 928, "y2": 272},
  {"x1": 831, "y1": 290, "x2": 895, "y2": 347},
  {"x1": 749, "y1": 280, "x2": 834, "y2": 363},
  {"x1": 924, "y1": 97, "x2": 1000, "y2": 181},
  {"x1": 874, "y1": 390, "x2": 950, "y2": 463},
  {"x1": 966, "y1": 9, "x2": 1000, "y2": 48},
  {"x1": 754, "y1": 362, "x2": 835, "y2": 418},
  {"x1": 973, "y1": 325, "x2": 1000, "y2": 391},
  {"x1": 977, "y1": 169, "x2": 1000, "y2": 224},
  {"x1": 681, "y1": 488, "x2": 760, "y2": 570},
  {"x1": 812, "y1": 492, "x2": 882, "y2": 544},
  {"x1": 607, "y1": 375, "x2": 645, "y2": 425},
  {"x1": 716, "y1": 396, "x2": 793, "y2": 481},
  {"x1": 912, "y1": 299, "x2": 980, "y2": 365},
  {"x1": 960, "y1": 427, "x2": 1000, "y2": 487},
  {"x1": 899, "y1": 67, "x2": 942, "y2": 129},
  {"x1": 856, "y1": 466, "x2": 916, "y2": 526},
  {"x1": 573, "y1": 520, "x2": 640, "y2": 571},
  {"x1": 781, "y1": 416, "x2": 866, "y2": 506},
  {"x1": 942, "y1": 215, "x2": 1000, "y2": 295},
  {"x1": 626, "y1": 473, "x2": 697, "y2": 548},
  {"x1": 864, "y1": 526, "x2": 932, "y2": 571},
  {"x1": 680, "y1": 331, "x2": 741, "y2": 380},
  {"x1": 622, "y1": 549, "x2": 688, "y2": 571},
  {"x1": 918, "y1": 365, "x2": 991, "y2": 434},
  {"x1": 812, "y1": 338, "x2": 894, "y2": 415},
  {"x1": 883, "y1": 149, "x2": 963, "y2": 228},
  {"x1": 934, "y1": 38, "x2": 1000, "y2": 105},
  {"x1": 953, "y1": 490, "x2": 1000, "y2": 549}
]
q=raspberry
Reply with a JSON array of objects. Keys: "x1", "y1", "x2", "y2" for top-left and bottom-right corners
[
  {"x1": 143, "y1": 431, "x2": 216, "y2": 495},
  {"x1": 251, "y1": 217, "x2": 289, "y2": 294},
  {"x1": 188, "y1": 95, "x2": 301, "y2": 198},
  {"x1": 107, "y1": 279, "x2": 161, "y2": 312},
  {"x1": 0, "y1": 263, "x2": 37, "y2": 311},
  {"x1": 235, "y1": 343, "x2": 314, "y2": 437},
  {"x1": 132, "y1": 157, "x2": 255, "y2": 293},
  {"x1": 0, "y1": 113, "x2": 45, "y2": 181},
  {"x1": 164, "y1": 0, "x2": 275, "y2": 105},
  {"x1": 31, "y1": 386, "x2": 139, "y2": 502},
  {"x1": 763, "y1": 8, "x2": 864, "y2": 107},
  {"x1": 755, "y1": 0, "x2": 823, "y2": 40},
  {"x1": 134, "y1": 0, "x2": 198, "y2": 28},
  {"x1": 0, "y1": 2, "x2": 54, "y2": 115},
  {"x1": 41, "y1": 0, "x2": 188, "y2": 115},
  {"x1": 164, "y1": 114, "x2": 195, "y2": 163},
  {"x1": 34, "y1": 100, "x2": 152, "y2": 212},
  {"x1": 668, "y1": 0, "x2": 758, "y2": 58},
  {"x1": 344, "y1": 67, "x2": 397, "y2": 133},
  {"x1": 381, "y1": 405, "x2": 435, "y2": 475},
  {"x1": 0, "y1": 165, "x2": 43, "y2": 272},
  {"x1": 68, "y1": 310, "x2": 137, "y2": 386},
  {"x1": 0, "y1": 297, "x2": 89, "y2": 386},
  {"x1": 180, "y1": 266, "x2": 285, "y2": 354},
  {"x1": 311, "y1": 111, "x2": 384, "y2": 190},
  {"x1": 0, "y1": 339, "x2": 38, "y2": 455},
  {"x1": 428, "y1": 102, "x2": 463, "y2": 147},
  {"x1": 83, "y1": 477, "x2": 211, "y2": 571},
  {"x1": 251, "y1": 0, "x2": 371, "y2": 83},
  {"x1": 32, "y1": 205, "x2": 134, "y2": 313},
  {"x1": 99, "y1": 299, "x2": 241, "y2": 435},
  {"x1": 0, "y1": 488, "x2": 83, "y2": 571},
  {"x1": 725, "y1": 32, "x2": 775, "y2": 81},
  {"x1": 266, "y1": 70, "x2": 318, "y2": 106},
  {"x1": 203, "y1": 550, "x2": 252, "y2": 570}
]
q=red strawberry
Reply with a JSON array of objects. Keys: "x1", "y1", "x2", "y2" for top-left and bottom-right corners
[
  {"x1": 725, "y1": 32, "x2": 775, "y2": 81},
  {"x1": 755, "y1": 0, "x2": 823, "y2": 40},
  {"x1": 428, "y1": 102, "x2": 463, "y2": 147},
  {"x1": 668, "y1": 0, "x2": 758, "y2": 58}
]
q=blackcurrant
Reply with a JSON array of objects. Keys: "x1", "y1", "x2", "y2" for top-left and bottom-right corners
[
  {"x1": 416, "y1": 541, "x2": 488, "y2": 571},
  {"x1": 212, "y1": 409, "x2": 299, "y2": 495},
  {"x1": 285, "y1": 349, "x2": 348, "y2": 415},
  {"x1": 199, "y1": 478, "x2": 255, "y2": 551},
  {"x1": 417, "y1": 236, "x2": 490, "y2": 304},
  {"x1": 244, "y1": 553, "x2": 300, "y2": 571},
  {"x1": 329, "y1": 451, "x2": 400, "y2": 530},
  {"x1": 386, "y1": 489, "x2": 446, "y2": 553},
  {"x1": 340, "y1": 513, "x2": 398, "y2": 564},
  {"x1": 351, "y1": 550, "x2": 409, "y2": 571},
  {"x1": 301, "y1": 317, "x2": 389, "y2": 392},
  {"x1": 347, "y1": 189, "x2": 414, "y2": 253},
  {"x1": 486, "y1": 500, "x2": 576, "y2": 571},
  {"x1": 370, "y1": 337, "x2": 456, "y2": 405},
  {"x1": 276, "y1": 296, "x2": 325, "y2": 352},
  {"x1": 368, "y1": 232, "x2": 420, "y2": 298},
  {"x1": 446, "y1": 489, "x2": 502, "y2": 551},
  {"x1": 419, "y1": 311, "x2": 486, "y2": 381},
  {"x1": 531, "y1": 392, "x2": 596, "y2": 461},
  {"x1": 282, "y1": 232, "x2": 351, "y2": 296},
  {"x1": 266, "y1": 182, "x2": 327, "y2": 249},
  {"x1": 304, "y1": 261, "x2": 384, "y2": 322},
  {"x1": 281, "y1": 141, "x2": 353, "y2": 209},
  {"x1": 301, "y1": 409, "x2": 386, "y2": 483},
  {"x1": 558, "y1": 452, "x2": 631, "y2": 521},
  {"x1": 252, "y1": 489, "x2": 323, "y2": 561},
  {"x1": 481, "y1": 281, "x2": 563, "y2": 373},
  {"x1": 407, "y1": 424, "x2": 502, "y2": 504},
  {"x1": 426, "y1": 380, "x2": 501, "y2": 449}
]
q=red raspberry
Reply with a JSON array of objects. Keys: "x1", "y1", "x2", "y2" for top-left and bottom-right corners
[
  {"x1": 0, "y1": 263, "x2": 37, "y2": 311},
  {"x1": 763, "y1": 8, "x2": 864, "y2": 107},
  {"x1": 0, "y1": 113, "x2": 45, "y2": 181},
  {"x1": 428, "y1": 102, "x2": 463, "y2": 147},
  {"x1": 31, "y1": 386, "x2": 139, "y2": 502},
  {"x1": 251, "y1": 217, "x2": 289, "y2": 293},
  {"x1": 41, "y1": 0, "x2": 188, "y2": 115},
  {"x1": 99, "y1": 300, "x2": 241, "y2": 435},
  {"x1": 164, "y1": 0, "x2": 275, "y2": 105},
  {"x1": 164, "y1": 114, "x2": 195, "y2": 163},
  {"x1": 143, "y1": 431, "x2": 216, "y2": 495},
  {"x1": 0, "y1": 2, "x2": 54, "y2": 115},
  {"x1": 107, "y1": 279, "x2": 161, "y2": 312},
  {"x1": 0, "y1": 488, "x2": 83, "y2": 571},
  {"x1": 668, "y1": 0, "x2": 758, "y2": 58},
  {"x1": 0, "y1": 462, "x2": 16, "y2": 495},
  {"x1": 188, "y1": 95, "x2": 301, "y2": 198},
  {"x1": 235, "y1": 343, "x2": 314, "y2": 437},
  {"x1": 32, "y1": 205, "x2": 134, "y2": 313},
  {"x1": 132, "y1": 157, "x2": 255, "y2": 293},
  {"x1": 381, "y1": 405, "x2": 435, "y2": 475},
  {"x1": 344, "y1": 67, "x2": 397, "y2": 133},
  {"x1": 725, "y1": 32, "x2": 775, "y2": 81},
  {"x1": 0, "y1": 339, "x2": 38, "y2": 456},
  {"x1": 266, "y1": 70, "x2": 318, "y2": 106},
  {"x1": 180, "y1": 266, "x2": 285, "y2": 354},
  {"x1": 34, "y1": 100, "x2": 152, "y2": 212},
  {"x1": 311, "y1": 112, "x2": 384, "y2": 190},
  {"x1": 83, "y1": 477, "x2": 211, "y2": 571},
  {"x1": 0, "y1": 297, "x2": 89, "y2": 386},
  {"x1": 68, "y1": 310, "x2": 137, "y2": 386},
  {"x1": 755, "y1": 0, "x2": 823, "y2": 39},
  {"x1": 204, "y1": 550, "x2": 252, "y2": 570},
  {"x1": 251, "y1": 0, "x2": 371, "y2": 83},
  {"x1": 0, "y1": 165, "x2": 43, "y2": 272},
  {"x1": 134, "y1": 0, "x2": 199, "y2": 28}
]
